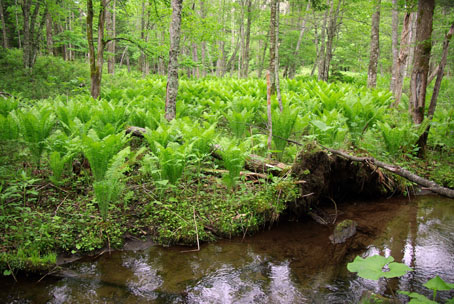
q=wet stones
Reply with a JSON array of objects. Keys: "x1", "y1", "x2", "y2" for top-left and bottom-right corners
[{"x1": 329, "y1": 219, "x2": 358, "y2": 244}]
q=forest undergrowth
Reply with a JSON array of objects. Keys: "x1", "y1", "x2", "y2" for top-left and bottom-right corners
[{"x1": 1, "y1": 54, "x2": 453, "y2": 275}]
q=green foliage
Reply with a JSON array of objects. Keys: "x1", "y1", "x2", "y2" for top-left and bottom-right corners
[
  {"x1": 18, "y1": 106, "x2": 56, "y2": 166},
  {"x1": 272, "y1": 106, "x2": 298, "y2": 158},
  {"x1": 156, "y1": 142, "x2": 188, "y2": 185},
  {"x1": 0, "y1": 112, "x2": 19, "y2": 141},
  {"x1": 81, "y1": 130, "x2": 126, "y2": 182},
  {"x1": 347, "y1": 255, "x2": 413, "y2": 280},
  {"x1": 225, "y1": 108, "x2": 254, "y2": 138},
  {"x1": 219, "y1": 138, "x2": 247, "y2": 189}
]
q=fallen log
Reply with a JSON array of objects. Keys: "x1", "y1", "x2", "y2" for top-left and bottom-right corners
[
  {"x1": 126, "y1": 126, "x2": 291, "y2": 175},
  {"x1": 322, "y1": 146, "x2": 454, "y2": 199}
]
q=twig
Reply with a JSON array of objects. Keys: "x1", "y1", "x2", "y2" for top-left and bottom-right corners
[
  {"x1": 6, "y1": 261, "x2": 17, "y2": 282},
  {"x1": 328, "y1": 197, "x2": 338, "y2": 224},
  {"x1": 37, "y1": 266, "x2": 59, "y2": 283},
  {"x1": 181, "y1": 206, "x2": 200, "y2": 253},
  {"x1": 54, "y1": 194, "x2": 69, "y2": 216}
]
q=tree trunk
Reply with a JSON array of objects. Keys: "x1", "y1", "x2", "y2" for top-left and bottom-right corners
[
  {"x1": 266, "y1": 70, "x2": 272, "y2": 150},
  {"x1": 407, "y1": 10, "x2": 417, "y2": 75},
  {"x1": 45, "y1": 10, "x2": 53, "y2": 55},
  {"x1": 367, "y1": 0, "x2": 381, "y2": 88},
  {"x1": 21, "y1": 0, "x2": 46, "y2": 69},
  {"x1": 390, "y1": 0, "x2": 399, "y2": 92},
  {"x1": 324, "y1": 0, "x2": 342, "y2": 81},
  {"x1": 409, "y1": 0, "x2": 434, "y2": 125},
  {"x1": 165, "y1": 0, "x2": 183, "y2": 121},
  {"x1": 0, "y1": 0, "x2": 8, "y2": 48},
  {"x1": 275, "y1": 0, "x2": 282, "y2": 111},
  {"x1": 288, "y1": 1, "x2": 311, "y2": 79},
  {"x1": 87, "y1": 0, "x2": 108, "y2": 99},
  {"x1": 269, "y1": 0, "x2": 277, "y2": 95},
  {"x1": 317, "y1": 0, "x2": 331, "y2": 81},
  {"x1": 417, "y1": 21, "x2": 454, "y2": 155},
  {"x1": 257, "y1": 33, "x2": 268, "y2": 78},
  {"x1": 392, "y1": 12, "x2": 411, "y2": 106},
  {"x1": 107, "y1": 0, "x2": 116, "y2": 74},
  {"x1": 216, "y1": 40, "x2": 226, "y2": 77},
  {"x1": 14, "y1": 0, "x2": 21, "y2": 49},
  {"x1": 200, "y1": 0, "x2": 207, "y2": 77},
  {"x1": 241, "y1": 0, "x2": 252, "y2": 78},
  {"x1": 192, "y1": 42, "x2": 199, "y2": 78}
]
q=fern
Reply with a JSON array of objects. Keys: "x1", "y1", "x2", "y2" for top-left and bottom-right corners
[
  {"x1": 0, "y1": 112, "x2": 19, "y2": 141},
  {"x1": 219, "y1": 138, "x2": 247, "y2": 189},
  {"x1": 272, "y1": 107, "x2": 298, "y2": 159},
  {"x1": 81, "y1": 130, "x2": 126, "y2": 182},
  {"x1": 225, "y1": 108, "x2": 253, "y2": 138},
  {"x1": 18, "y1": 106, "x2": 56, "y2": 166},
  {"x1": 48, "y1": 151, "x2": 72, "y2": 185},
  {"x1": 156, "y1": 142, "x2": 187, "y2": 184}
]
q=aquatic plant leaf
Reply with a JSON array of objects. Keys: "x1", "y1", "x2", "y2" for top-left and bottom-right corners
[
  {"x1": 347, "y1": 255, "x2": 411, "y2": 281},
  {"x1": 383, "y1": 261, "x2": 413, "y2": 279},
  {"x1": 398, "y1": 291, "x2": 437, "y2": 304},
  {"x1": 424, "y1": 276, "x2": 454, "y2": 291}
]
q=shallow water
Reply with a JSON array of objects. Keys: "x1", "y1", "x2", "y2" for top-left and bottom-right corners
[{"x1": 2, "y1": 195, "x2": 454, "y2": 303}]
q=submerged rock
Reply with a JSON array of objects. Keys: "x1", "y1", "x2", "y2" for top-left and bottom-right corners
[{"x1": 329, "y1": 219, "x2": 357, "y2": 244}]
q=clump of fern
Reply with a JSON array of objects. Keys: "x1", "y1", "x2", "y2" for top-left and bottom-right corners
[
  {"x1": 219, "y1": 138, "x2": 248, "y2": 189},
  {"x1": 17, "y1": 106, "x2": 56, "y2": 167},
  {"x1": 272, "y1": 106, "x2": 298, "y2": 159}
]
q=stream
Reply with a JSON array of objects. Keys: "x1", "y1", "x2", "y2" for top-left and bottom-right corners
[{"x1": 2, "y1": 195, "x2": 454, "y2": 303}]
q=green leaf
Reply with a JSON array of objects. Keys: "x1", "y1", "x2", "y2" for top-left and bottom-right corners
[
  {"x1": 3, "y1": 270, "x2": 12, "y2": 276},
  {"x1": 398, "y1": 291, "x2": 437, "y2": 304},
  {"x1": 347, "y1": 255, "x2": 412, "y2": 281},
  {"x1": 424, "y1": 276, "x2": 454, "y2": 291}
]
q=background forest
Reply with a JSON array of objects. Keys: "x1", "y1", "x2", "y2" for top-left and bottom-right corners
[{"x1": 0, "y1": 0, "x2": 454, "y2": 276}]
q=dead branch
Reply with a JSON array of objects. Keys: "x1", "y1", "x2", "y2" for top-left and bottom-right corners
[{"x1": 322, "y1": 146, "x2": 454, "y2": 199}]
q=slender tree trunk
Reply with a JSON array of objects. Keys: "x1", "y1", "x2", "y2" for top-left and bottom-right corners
[
  {"x1": 409, "y1": 0, "x2": 434, "y2": 125},
  {"x1": 192, "y1": 42, "x2": 199, "y2": 78},
  {"x1": 165, "y1": 0, "x2": 183, "y2": 121},
  {"x1": 417, "y1": 21, "x2": 454, "y2": 155},
  {"x1": 241, "y1": 0, "x2": 252, "y2": 78},
  {"x1": 14, "y1": 0, "x2": 21, "y2": 49},
  {"x1": 288, "y1": 1, "x2": 311, "y2": 79},
  {"x1": 257, "y1": 33, "x2": 268, "y2": 78},
  {"x1": 269, "y1": 0, "x2": 277, "y2": 95},
  {"x1": 323, "y1": 0, "x2": 342, "y2": 81},
  {"x1": 390, "y1": 0, "x2": 399, "y2": 91},
  {"x1": 266, "y1": 70, "x2": 272, "y2": 150},
  {"x1": 107, "y1": 0, "x2": 115, "y2": 74},
  {"x1": 0, "y1": 0, "x2": 8, "y2": 48},
  {"x1": 367, "y1": 0, "x2": 381, "y2": 88},
  {"x1": 87, "y1": 0, "x2": 108, "y2": 99},
  {"x1": 407, "y1": 10, "x2": 417, "y2": 74},
  {"x1": 45, "y1": 10, "x2": 53, "y2": 55},
  {"x1": 139, "y1": 0, "x2": 147, "y2": 76},
  {"x1": 317, "y1": 0, "x2": 330, "y2": 81},
  {"x1": 392, "y1": 12, "x2": 411, "y2": 106},
  {"x1": 217, "y1": 41, "x2": 226, "y2": 77},
  {"x1": 275, "y1": 0, "x2": 282, "y2": 111}
]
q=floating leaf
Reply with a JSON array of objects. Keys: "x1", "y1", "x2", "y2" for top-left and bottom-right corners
[
  {"x1": 398, "y1": 291, "x2": 438, "y2": 304},
  {"x1": 347, "y1": 255, "x2": 412, "y2": 281}
]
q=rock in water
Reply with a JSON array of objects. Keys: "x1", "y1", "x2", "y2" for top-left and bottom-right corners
[{"x1": 329, "y1": 219, "x2": 357, "y2": 244}]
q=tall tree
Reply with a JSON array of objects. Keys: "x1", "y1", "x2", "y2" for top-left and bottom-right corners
[
  {"x1": 409, "y1": 0, "x2": 435, "y2": 125},
  {"x1": 367, "y1": 0, "x2": 381, "y2": 88},
  {"x1": 106, "y1": 0, "x2": 116, "y2": 74},
  {"x1": 240, "y1": 0, "x2": 252, "y2": 78},
  {"x1": 390, "y1": 0, "x2": 399, "y2": 92},
  {"x1": 86, "y1": 0, "x2": 110, "y2": 99},
  {"x1": 165, "y1": 0, "x2": 183, "y2": 121},
  {"x1": 287, "y1": 1, "x2": 311, "y2": 79},
  {"x1": 417, "y1": 21, "x2": 454, "y2": 154},
  {"x1": 21, "y1": 0, "x2": 47, "y2": 69},
  {"x1": 0, "y1": 0, "x2": 8, "y2": 48},
  {"x1": 269, "y1": 0, "x2": 277, "y2": 95}
]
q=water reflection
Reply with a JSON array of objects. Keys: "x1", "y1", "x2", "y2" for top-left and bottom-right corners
[{"x1": 1, "y1": 195, "x2": 454, "y2": 303}]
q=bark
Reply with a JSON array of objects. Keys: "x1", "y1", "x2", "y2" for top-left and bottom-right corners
[
  {"x1": 317, "y1": 0, "x2": 331, "y2": 81},
  {"x1": 226, "y1": 36, "x2": 240, "y2": 74},
  {"x1": 165, "y1": 0, "x2": 183, "y2": 121},
  {"x1": 14, "y1": 0, "x2": 21, "y2": 48},
  {"x1": 390, "y1": 0, "x2": 399, "y2": 92},
  {"x1": 275, "y1": 0, "x2": 282, "y2": 112},
  {"x1": 288, "y1": 1, "x2": 311, "y2": 79},
  {"x1": 107, "y1": 0, "x2": 116, "y2": 74},
  {"x1": 323, "y1": 146, "x2": 454, "y2": 199},
  {"x1": 407, "y1": 10, "x2": 417, "y2": 74},
  {"x1": 216, "y1": 40, "x2": 226, "y2": 77},
  {"x1": 367, "y1": 0, "x2": 381, "y2": 88},
  {"x1": 200, "y1": 0, "x2": 206, "y2": 77},
  {"x1": 0, "y1": 0, "x2": 8, "y2": 48},
  {"x1": 192, "y1": 42, "x2": 199, "y2": 78},
  {"x1": 139, "y1": 0, "x2": 148, "y2": 77},
  {"x1": 409, "y1": 0, "x2": 435, "y2": 125},
  {"x1": 45, "y1": 10, "x2": 53, "y2": 55},
  {"x1": 392, "y1": 12, "x2": 411, "y2": 106},
  {"x1": 417, "y1": 21, "x2": 454, "y2": 155},
  {"x1": 21, "y1": 0, "x2": 47, "y2": 69},
  {"x1": 266, "y1": 70, "x2": 272, "y2": 150},
  {"x1": 257, "y1": 33, "x2": 268, "y2": 78},
  {"x1": 241, "y1": 0, "x2": 252, "y2": 78},
  {"x1": 323, "y1": 0, "x2": 342, "y2": 81},
  {"x1": 269, "y1": 0, "x2": 277, "y2": 95},
  {"x1": 87, "y1": 0, "x2": 108, "y2": 99}
]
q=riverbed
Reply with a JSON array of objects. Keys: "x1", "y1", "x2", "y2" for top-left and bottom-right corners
[{"x1": 2, "y1": 195, "x2": 454, "y2": 303}]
